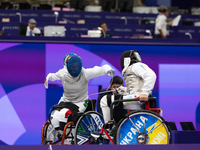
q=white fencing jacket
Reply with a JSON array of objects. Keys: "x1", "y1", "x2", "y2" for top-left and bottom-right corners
[{"x1": 46, "y1": 65, "x2": 112, "y2": 103}]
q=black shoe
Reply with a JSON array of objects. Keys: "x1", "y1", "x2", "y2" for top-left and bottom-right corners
[
  {"x1": 91, "y1": 129, "x2": 113, "y2": 140},
  {"x1": 56, "y1": 132, "x2": 63, "y2": 140}
]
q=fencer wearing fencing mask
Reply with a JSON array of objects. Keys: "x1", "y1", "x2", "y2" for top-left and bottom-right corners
[
  {"x1": 64, "y1": 53, "x2": 82, "y2": 77},
  {"x1": 117, "y1": 50, "x2": 156, "y2": 110},
  {"x1": 44, "y1": 52, "x2": 115, "y2": 103},
  {"x1": 44, "y1": 52, "x2": 115, "y2": 137},
  {"x1": 121, "y1": 50, "x2": 142, "y2": 75}
]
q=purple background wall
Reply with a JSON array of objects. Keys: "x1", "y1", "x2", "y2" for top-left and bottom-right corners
[{"x1": 0, "y1": 42, "x2": 200, "y2": 145}]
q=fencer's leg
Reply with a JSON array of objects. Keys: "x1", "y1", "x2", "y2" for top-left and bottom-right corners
[
  {"x1": 57, "y1": 108, "x2": 73, "y2": 143},
  {"x1": 46, "y1": 124, "x2": 56, "y2": 143},
  {"x1": 51, "y1": 110, "x2": 60, "y2": 131},
  {"x1": 45, "y1": 110, "x2": 60, "y2": 142},
  {"x1": 59, "y1": 108, "x2": 72, "y2": 130},
  {"x1": 55, "y1": 108, "x2": 72, "y2": 140}
]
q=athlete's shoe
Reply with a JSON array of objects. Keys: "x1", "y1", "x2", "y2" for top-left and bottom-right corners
[{"x1": 55, "y1": 130, "x2": 63, "y2": 140}]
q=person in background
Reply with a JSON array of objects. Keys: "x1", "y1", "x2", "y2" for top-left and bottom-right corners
[
  {"x1": 154, "y1": 5, "x2": 176, "y2": 39},
  {"x1": 99, "y1": 22, "x2": 113, "y2": 38},
  {"x1": 26, "y1": 18, "x2": 41, "y2": 36},
  {"x1": 92, "y1": 76, "x2": 125, "y2": 139},
  {"x1": 100, "y1": 75, "x2": 125, "y2": 123},
  {"x1": 97, "y1": 87, "x2": 112, "y2": 116},
  {"x1": 19, "y1": 18, "x2": 41, "y2": 36}
]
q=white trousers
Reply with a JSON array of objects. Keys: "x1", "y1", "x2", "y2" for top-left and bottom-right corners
[{"x1": 51, "y1": 100, "x2": 87, "y2": 129}]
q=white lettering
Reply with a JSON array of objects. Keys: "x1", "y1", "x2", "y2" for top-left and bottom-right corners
[
  {"x1": 114, "y1": 28, "x2": 132, "y2": 32},
  {"x1": 70, "y1": 28, "x2": 79, "y2": 31},
  {"x1": 136, "y1": 29, "x2": 145, "y2": 32},
  {"x1": 63, "y1": 14, "x2": 81, "y2": 18},
  {"x1": 80, "y1": 28, "x2": 88, "y2": 31},
  {"x1": 123, "y1": 136, "x2": 131, "y2": 144},
  {"x1": 124, "y1": 29, "x2": 132, "y2": 32},
  {"x1": 42, "y1": 14, "x2": 55, "y2": 17},
  {"x1": 140, "y1": 116, "x2": 148, "y2": 123},
  {"x1": 120, "y1": 140, "x2": 127, "y2": 145},
  {"x1": 84, "y1": 15, "x2": 101, "y2": 19},
  {"x1": 94, "y1": 116, "x2": 103, "y2": 128},
  {"x1": 154, "y1": 136, "x2": 162, "y2": 143},
  {"x1": 127, "y1": 132, "x2": 133, "y2": 139},
  {"x1": 130, "y1": 127, "x2": 138, "y2": 135},
  {"x1": 178, "y1": 30, "x2": 195, "y2": 33},
  {"x1": 136, "y1": 121, "x2": 143, "y2": 128},
  {"x1": 150, "y1": 132, "x2": 166, "y2": 144},
  {"x1": 151, "y1": 140, "x2": 158, "y2": 144},
  {"x1": 158, "y1": 132, "x2": 166, "y2": 137}
]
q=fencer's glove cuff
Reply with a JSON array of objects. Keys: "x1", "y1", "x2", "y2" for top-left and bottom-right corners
[
  {"x1": 44, "y1": 74, "x2": 50, "y2": 89},
  {"x1": 107, "y1": 69, "x2": 115, "y2": 76},
  {"x1": 44, "y1": 79, "x2": 48, "y2": 89},
  {"x1": 116, "y1": 86, "x2": 126, "y2": 95}
]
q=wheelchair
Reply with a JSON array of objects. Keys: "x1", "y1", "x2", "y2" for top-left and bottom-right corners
[
  {"x1": 41, "y1": 100, "x2": 106, "y2": 145},
  {"x1": 41, "y1": 97, "x2": 172, "y2": 145},
  {"x1": 98, "y1": 97, "x2": 172, "y2": 145}
]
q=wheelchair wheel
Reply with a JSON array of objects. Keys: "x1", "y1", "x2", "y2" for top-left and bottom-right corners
[
  {"x1": 116, "y1": 110, "x2": 172, "y2": 145},
  {"x1": 74, "y1": 111, "x2": 105, "y2": 145},
  {"x1": 41, "y1": 121, "x2": 56, "y2": 145}
]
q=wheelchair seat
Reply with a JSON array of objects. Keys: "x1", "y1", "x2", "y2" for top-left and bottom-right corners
[
  {"x1": 67, "y1": 99, "x2": 96, "y2": 124},
  {"x1": 144, "y1": 97, "x2": 162, "y2": 114},
  {"x1": 41, "y1": 99, "x2": 104, "y2": 145},
  {"x1": 85, "y1": 99, "x2": 96, "y2": 112}
]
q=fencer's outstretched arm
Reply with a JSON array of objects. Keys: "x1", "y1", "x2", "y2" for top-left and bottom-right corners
[
  {"x1": 44, "y1": 69, "x2": 62, "y2": 89},
  {"x1": 84, "y1": 64, "x2": 114, "y2": 81}
]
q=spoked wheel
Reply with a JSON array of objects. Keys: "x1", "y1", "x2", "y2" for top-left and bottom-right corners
[
  {"x1": 41, "y1": 122, "x2": 56, "y2": 145},
  {"x1": 116, "y1": 110, "x2": 172, "y2": 145},
  {"x1": 41, "y1": 121, "x2": 50, "y2": 145},
  {"x1": 74, "y1": 111, "x2": 105, "y2": 145}
]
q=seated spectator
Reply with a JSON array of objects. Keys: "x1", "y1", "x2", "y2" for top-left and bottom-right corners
[
  {"x1": 91, "y1": 76, "x2": 125, "y2": 139},
  {"x1": 97, "y1": 87, "x2": 112, "y2": 116},
  {"x1": 100, "y1": 75, "x2": 125, "y2": 123},
  {"x1": 99, "y1": 22, "x2": 113, "y2": 38},
  {"x1": 19, "y1": 18, "x2": 41, "y2": 36}
]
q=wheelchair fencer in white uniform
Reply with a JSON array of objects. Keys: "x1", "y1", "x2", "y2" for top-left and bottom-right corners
[{"x1": 42, "y1": 52, "x2": 115, "y2": 144}]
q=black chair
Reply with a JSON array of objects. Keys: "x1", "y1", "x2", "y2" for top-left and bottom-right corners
[
  {"x1": 167, "y1": 122, "x2": 178, "y2": 131},
  {"x1": 0, "y1": 2, "x2": 13, "y2": 9},
  {"x1": 55, "y1": 4, "x2": 64, "y2": 10},
  {"x1": 18, "y1": 23, "x2": 27, "y2": 36},
  {"x1": 180, "y1": 122, "x2": 196, "y2": 131},
  {"x1": 182, "y1": 20, "x2": 193, "y2": 26},
  {"x1": 85, "y1": 99, "x2": 96, "y2": 112},
  {"x1": 70, "y1": 0, "x2": 85, "y2": 11},
  {"x1": 100, "y1": 0, "x2": 116, "y2": 12},
  {"x1": 19, "y1": 3, "x2": 31, "y2": 9},
  {"x1": 117, "y1": 0, "x2": 133, "y2": 12},
  {"x1": 38, "y1": 4, "x2": 52, "y2": 10}
]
